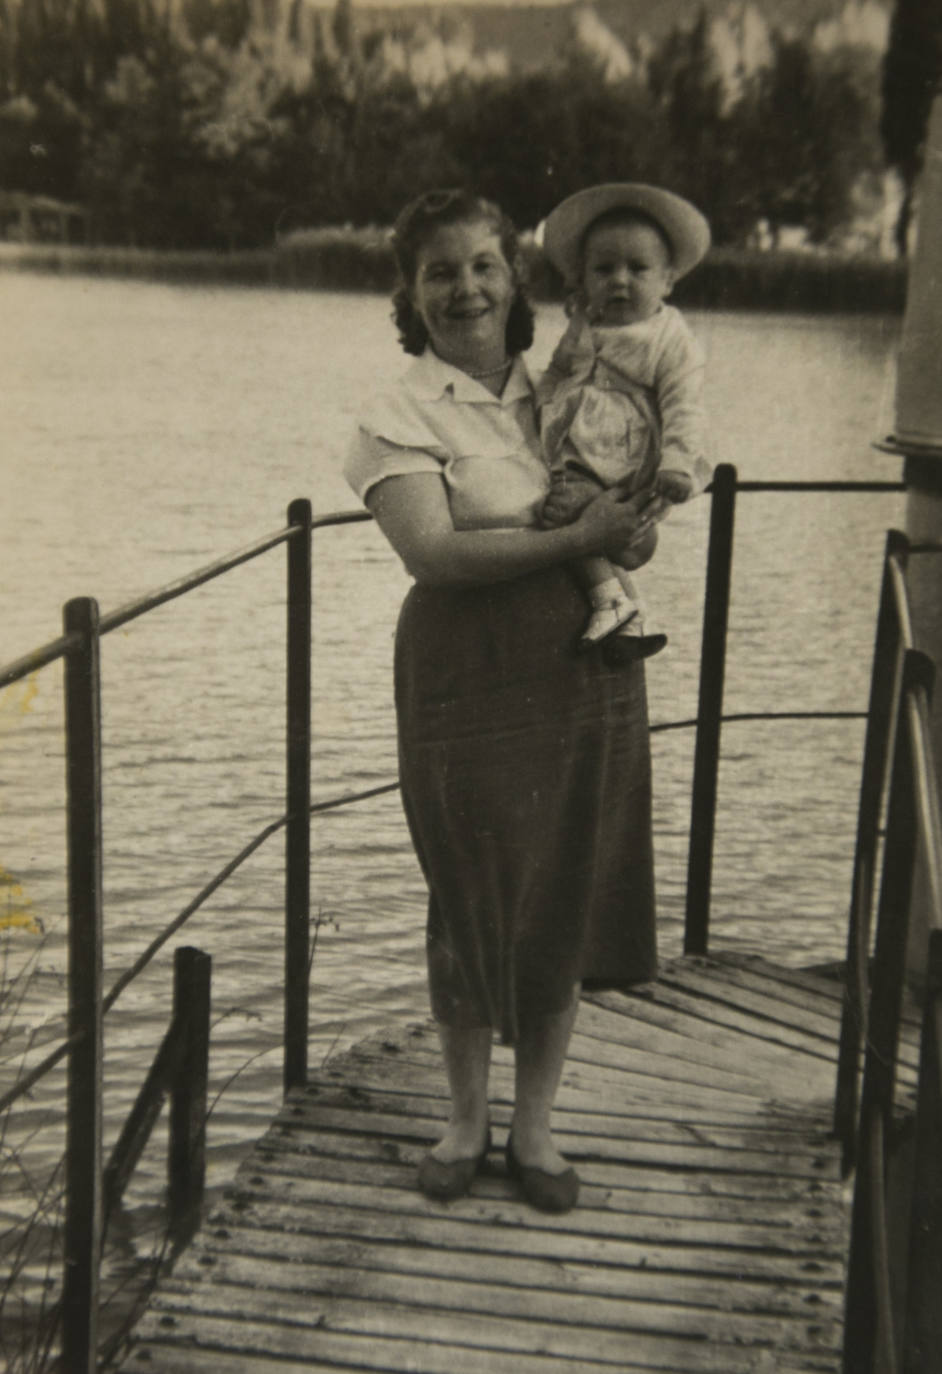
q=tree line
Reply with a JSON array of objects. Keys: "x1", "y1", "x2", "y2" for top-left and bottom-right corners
[{"x1": 0, "y1": 0, "x2": 936, "y2": 252}]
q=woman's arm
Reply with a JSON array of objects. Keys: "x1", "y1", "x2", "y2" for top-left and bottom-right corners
[{"x1": 367, "y1": 472, "x2": 654, "y2": 586}]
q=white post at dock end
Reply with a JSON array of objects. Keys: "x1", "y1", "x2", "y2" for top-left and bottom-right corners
[
  {"x1": 895, "y1": 93, "x2": 942, "y2": 454},
  {"x1": 886, "y1": 91, "x2": 942, "y2": 986}
]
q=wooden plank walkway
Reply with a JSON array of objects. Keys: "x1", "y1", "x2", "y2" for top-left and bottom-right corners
[{"x1": 116, "y1": 952, "x2": 921, "y2": 1374}]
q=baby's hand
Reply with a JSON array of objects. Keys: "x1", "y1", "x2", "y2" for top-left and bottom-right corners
[
  {"x1": 655, "y1": 470, "x2": 694, "y2": 504},
  {"x1": 541, "y1": 476, "x2": 599, "y2": 528}
]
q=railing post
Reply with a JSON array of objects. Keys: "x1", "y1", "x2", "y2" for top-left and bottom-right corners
[
  {"x1": 284, "y1": 499, "x2": 312, "y2": 1093},
  {"x1": 61, "y1": 596, "x2": 104, "y2": 1374},
  {"x1": 835, "y1": 531, "x2": 910, "y2": 1171},
  {"x1": 684, "y1": 462, "x2": 737, "y2": 955},
  {"x1": 904, "y1": 929, "x2": 942, "y2": 1373},
  {"x1": 843, "y1": 650, "x2": 933, "y2": 1374},
  {"x1": 168, "y1": 946, "x2": 211, "y2": 1243}
]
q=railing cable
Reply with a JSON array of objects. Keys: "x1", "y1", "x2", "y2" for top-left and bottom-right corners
[
  {"x1": 310, "y1": 780, "x2": 400, "y2": 813},
  {"x1": 0, "y1": 815, "x2": 287, "y2": 1116},
  {"x1": 652, "y1": 709, "x2": 866, "y2": 734},
  {"x1": 0, "y1": 781, "x2": 404, "y2": 1114},
  {"x1": 101, "y1": 816, "x2": 288, "y2": 1017},
  {"x1": 0, "y1": 1030, "x2": 81, "y2": 1115}
]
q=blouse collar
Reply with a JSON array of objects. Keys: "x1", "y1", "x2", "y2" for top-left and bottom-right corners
[{"x1": 406, "y1": 348, "x2": 533, "y2": 405}]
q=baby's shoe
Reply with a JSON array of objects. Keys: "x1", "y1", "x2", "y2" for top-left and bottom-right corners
[
  {"x1": 578, "y1": 581, "x2": 636, "y2": 652},
  {"x1": 604, "y1": 614, "x2": 668, "y2": 664}
]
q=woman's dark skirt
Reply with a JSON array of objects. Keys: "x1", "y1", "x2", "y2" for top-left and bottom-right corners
[{"x1": 395, "y1": 564, "x2": 656, "y2": 1044}]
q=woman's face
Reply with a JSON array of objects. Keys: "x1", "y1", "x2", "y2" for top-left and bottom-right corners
[{"x1": 410, "y1": 217, "x2": 516, "y2": 367}]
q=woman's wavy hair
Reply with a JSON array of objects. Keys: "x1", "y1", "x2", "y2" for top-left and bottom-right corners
[{"x1": 391, "y1": 188, "x2": 535, "y2": 357}]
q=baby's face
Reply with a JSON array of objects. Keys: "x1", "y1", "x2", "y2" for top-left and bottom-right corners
[{"x1": 580, "y1": 220, "x2": 676, "y2": 327}]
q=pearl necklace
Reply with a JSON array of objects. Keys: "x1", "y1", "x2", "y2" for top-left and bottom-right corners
[{"x1": 466, "y1": 358, "x2": 512, "y2": 379}]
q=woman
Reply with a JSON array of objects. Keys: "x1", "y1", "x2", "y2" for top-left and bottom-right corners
[{"x1": 344, "y1": 189, "x2": 657, "y2": 1214}]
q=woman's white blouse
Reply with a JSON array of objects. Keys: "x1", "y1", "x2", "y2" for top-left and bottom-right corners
[{"x1": 345, "y1": 350, "x2": 550, "y2": 530}]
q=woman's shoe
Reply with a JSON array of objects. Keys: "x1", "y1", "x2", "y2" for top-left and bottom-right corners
[
  {"x1": 417, "y1": 1128, "x2": 492, "y2": 1201},
  {"x1": 505, "y1": 1136, "x2": 580, "y2": 1213}
]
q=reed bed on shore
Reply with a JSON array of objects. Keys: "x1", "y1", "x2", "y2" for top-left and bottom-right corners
[
  {"x1": 0, "y1": 230, "x2": 907, "y2": 313},
  {"x1": 0, "y1": 241, "x2": 283, "y2": 287},
  {"x1": 1, "y1": 915, "x2": 62, "y2": 1374},
  {"x1": 673, "y1": 245, "x2": 907, "y2": 314},
  {"x1": 0, "y1": 916, "x2": 194, "y2": 1374}
]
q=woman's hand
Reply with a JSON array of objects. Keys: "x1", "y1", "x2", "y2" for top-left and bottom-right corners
[{"x1": 571, "y1": 487, "x2": 666, "y2": 560}]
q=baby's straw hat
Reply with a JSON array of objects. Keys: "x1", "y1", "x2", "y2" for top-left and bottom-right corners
[{"x1": 541, "y1": 183, "x2": 711, "y2": 285}]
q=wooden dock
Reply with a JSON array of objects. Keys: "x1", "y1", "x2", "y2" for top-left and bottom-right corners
[{"x1": 116, "y1": 951, "x2": 921, "y2": 1374}]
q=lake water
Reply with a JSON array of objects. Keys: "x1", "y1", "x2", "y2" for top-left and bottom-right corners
[{"x1": 0, "y1": 274, "x2": 905, "y2": 1320}]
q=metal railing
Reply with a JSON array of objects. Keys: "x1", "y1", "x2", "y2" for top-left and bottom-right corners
[
  {"x1": 0, "y1": 500, "x2": 370, "y2": 1373},
  {"x1": 683, "y1": 484, "x2": 942, "y2": 1371},
  {"x1": 833, "y1": 532, "x2": 942, "y2": 1374},
  {"x1": 0, "y1": 467, "x2": 915, "y2": 1372},
  {"x1": 835, "y1": 530, "x2": 916, "y2": 1170},
  {"x1": 682, "y1": 467, "x2": 907, "y2": 954}
]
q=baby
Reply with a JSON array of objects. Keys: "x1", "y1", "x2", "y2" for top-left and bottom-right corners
[{"x1": 538, "y1": 183, "x2": 713, "y2": 660}]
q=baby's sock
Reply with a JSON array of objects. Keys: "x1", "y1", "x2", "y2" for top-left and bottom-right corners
[{"x1": 588, "y1": 577, "x2": 632, "y2": 608}]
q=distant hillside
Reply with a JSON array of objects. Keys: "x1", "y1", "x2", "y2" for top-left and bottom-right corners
[{"x1": 317, "y1": 1, "x2": 889, "y2": 68}]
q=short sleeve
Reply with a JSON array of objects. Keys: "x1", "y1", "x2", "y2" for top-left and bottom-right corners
[
  {"x1": 344, "y1": 430, "x2": 443, "y2": 504},
  {"x1": 343, "y1": 388, "x2": 450, "y2": 504}
]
